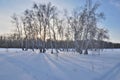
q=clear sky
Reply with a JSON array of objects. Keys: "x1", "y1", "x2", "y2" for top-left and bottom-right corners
[{"x1": 0, "y1": 0, "x2": 120, "y2": 43}]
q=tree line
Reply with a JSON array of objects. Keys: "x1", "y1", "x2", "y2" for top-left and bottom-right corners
[
  {"x1": 0, "y1": 35, "x2": 120, "y2": 49},
  {"x1": 1, "y1": 0, "x2": 111, "y2": 54}
]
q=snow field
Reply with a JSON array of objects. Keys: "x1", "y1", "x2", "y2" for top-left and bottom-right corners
[{"x1": 0, "y1": 48, "x2": 120, "y2": 80}]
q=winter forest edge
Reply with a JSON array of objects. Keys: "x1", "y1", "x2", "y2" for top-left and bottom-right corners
[{"x1": 0, "y1": 0, "x2": 120, "y2": 54}]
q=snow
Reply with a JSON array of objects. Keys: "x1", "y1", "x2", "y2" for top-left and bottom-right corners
[{"x1": 0, "y1": 48, "x2": 120, "y2": 80}]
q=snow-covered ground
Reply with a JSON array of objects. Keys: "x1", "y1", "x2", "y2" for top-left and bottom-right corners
[{"x1": 0, "y1": 48, "x2": 120, "y2": 80}]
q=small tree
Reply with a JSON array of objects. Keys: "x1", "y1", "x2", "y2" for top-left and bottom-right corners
[
  {"x1": 96, "y1": 28, "x2": 109, "y2": 54},
  {"x1": 11, "y1": 14, "x2": 23, "y2": 50}
]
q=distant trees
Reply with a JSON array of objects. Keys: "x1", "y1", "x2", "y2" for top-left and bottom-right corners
[
  {"x1": 9, "y1": 0, "x2": 110, "y2": 54},
  {"x1": 0, "y1": 35, "x2": 120, "y2": 49}
]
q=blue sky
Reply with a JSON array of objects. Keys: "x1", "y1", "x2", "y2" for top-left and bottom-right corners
[{"x1": 0, "y1": 0, "x2": 120, "y2": 43}]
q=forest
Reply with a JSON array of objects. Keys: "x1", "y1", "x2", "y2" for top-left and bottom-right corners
[{"x1": 0, "y1": 0, "x2": 119, "y2": 54}]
